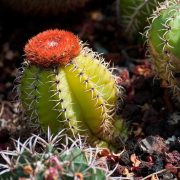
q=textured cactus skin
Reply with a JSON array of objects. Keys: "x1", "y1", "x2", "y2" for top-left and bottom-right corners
[
  {"x1": 119, "y1": 0, "x2": 164, "y2": 40},
  {"x1": 18, "y1": 30, "x2": 126, "y2": 148},
  {"x1": 0, "y1": 0, "x2": 88, "y2": 16},
  {"x1": 0, "y1": 131, "x2": 109, "y2": 179},
  {"x1": 146, "y1": 0, "x2": 180, "y2": 98}
]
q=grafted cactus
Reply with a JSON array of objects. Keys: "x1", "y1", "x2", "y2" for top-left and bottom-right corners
[
  {"x1": 146, "y1": 0, "x2": 180, "y2": 99},
  {"x1": 17, "y1": 29, "x2": 126, "y2": 148},
  {"x1": 119, "y1": 0, "x2": 163, "y2": 41},
  {"x1": 0, "y1": 130, "x2": 110, "y2": 179},
  {"x1": 0, "y1": 0, "x2": 88, "y2": 16}
]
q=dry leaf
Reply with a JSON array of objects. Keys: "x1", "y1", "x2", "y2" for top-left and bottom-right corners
[
  {"x1": 98, "y1": 148, "x2": 121, "y2": 162},
  {"x1": 122, "y1": 168, "x2": 134, "y2": 177},
  {"x1": 133, "y1": 126, "x2": 143, "y2": 137},
  {"x1": 151, "y1": 174, "x2": 159, "y2": 180},
  {"x1": 130, "y1": 154, "x2": 141, "y2": 167},
  {"x1": 98, "y1": 148, "x2": 110, "y2": 157}
]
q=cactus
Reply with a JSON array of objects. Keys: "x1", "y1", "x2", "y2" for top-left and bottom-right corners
[
  {"x1": 16, "y1": 29, "x2": 126, "y2": 148},
  {"x1": 118, "y1": 0, "x2": 164, "y2": 41},
  {"x1": 0, "y1": 130, "x2": 111, "y2": 179},
  {"x1": 0, "y1": 0, "x2": 88, "y2": 16},
  {"x1": 146, "y1": 0, "x2": 180, "y2": 99}
]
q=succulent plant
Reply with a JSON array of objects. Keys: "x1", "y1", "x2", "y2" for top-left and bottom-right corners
[
  {"x1": 118, "y1": 0, "x2": 164, "y2": 41},
  {"x1": 0, "y1": 129, "x2": 112, "y2": 179},
  {"x1": 146, "y1": 0, "x2": 180, "y2": 99},
  {"x1": 16, "y1": 29, "x2": 126, "y2": 148},
  {"x1": 0, "y1": 0, "x2": 88, "y2": 16}
]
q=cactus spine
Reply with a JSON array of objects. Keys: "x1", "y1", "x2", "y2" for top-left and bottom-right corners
[
  {"x1": 119, "y1": 0, "x2": 163, "y2": 40},
  {"x1": 146, "y1": 0, "x2": 180, "y2": 98},
  {"x1": 0, "y1": 130, "x2": 110, "y2": 179},
  {"x1": 17, "y1": 29, "x2": 126, "y2": 147}
]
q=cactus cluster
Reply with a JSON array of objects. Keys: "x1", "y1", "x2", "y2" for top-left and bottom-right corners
[
  {"x1": 0, "y1": 0, "x2": 88, "y2": 16},
  {"x1": 16, "y1": 29, "x2": 126, "y2": 148},
  {"x1": 146, "y1": 0, "x2": 180, "y2": 99},
  {"x1": 119, "y1": 0, "x2": 163, "y2": 41},
  {"x1": 0, "y1": 130, "x2": 111, "y2": 179}
]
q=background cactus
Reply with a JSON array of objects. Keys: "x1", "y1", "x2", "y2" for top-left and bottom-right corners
[
  {"x1": 0, "y1": 0, "x2": 88, "y2": 16},
  {"x1": 146, "y1": 0, "x2": 180, "y2": 99},
  {"x1": 118, "y1": 0, "x2": 164, "y2": 41},
  {"x1": 17, "y1": 29, "x2": 126, "y2": 148},
  {"x1": 0, "y1": 130, "x2": 111, "y2": 179}
]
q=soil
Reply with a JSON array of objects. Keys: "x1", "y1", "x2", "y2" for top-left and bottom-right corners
[{"x1": 0, "y1": 1, "x2": 179, "y2": 179}]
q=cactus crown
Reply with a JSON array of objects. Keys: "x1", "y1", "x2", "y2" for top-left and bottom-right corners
[
  {"x1": 145, "y1": 0, "x2": 180, "y2": 97},
  {"x1": 0, "y1": 130, "x2": 111, "y2": 179},
  {"x1": 24, "y1": 29, "x2": 80, "y2": 67}
]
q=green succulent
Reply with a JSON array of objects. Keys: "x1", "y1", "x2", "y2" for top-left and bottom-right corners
[
  {"x1": 0, "y1": 130, "x2": 110, "y2": 180},
  {"x1": 146, "y1": 0, "x2": 180, "y2": 99},
  {"x1": 16, "y1": 29, "x2": 127, "y2": 148}
]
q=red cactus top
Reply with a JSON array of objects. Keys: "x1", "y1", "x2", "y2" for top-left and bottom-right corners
[{"x1": 24, "y1": 29, "x2": 80, "y2": 67}]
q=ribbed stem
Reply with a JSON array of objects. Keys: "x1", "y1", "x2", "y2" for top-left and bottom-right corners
[{"x1": 20, "y1": 52, "x2": 120, "y2": 144}]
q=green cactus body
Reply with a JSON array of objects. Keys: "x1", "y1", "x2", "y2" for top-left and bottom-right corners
[
  {"x1": 0, "y1": 132, "x2": 109, "y2": 179},
  {"x1": 147, "y1": 0, "x2": 180, "y2": 98},
  {"x1": 19, "y1": 30, "x2": 125, "y2": 147},
  {"x1": 119, "y1": 0, "x2": 163, "y2": 41}
]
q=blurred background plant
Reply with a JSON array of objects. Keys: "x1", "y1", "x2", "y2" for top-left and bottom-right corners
[
  {"x1": 117, "y1": 0, "x2": 164, "y2": 42},
  {"x1": 0, "y1": 0, "x2": 89, "y2": 17}
]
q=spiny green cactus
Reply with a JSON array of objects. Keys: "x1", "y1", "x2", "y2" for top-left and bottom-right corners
[
  {"x1": 146, "y1": 0, "x2": 180, "y2": 99},
  {"x1": 0, "y1": 0, "x2": 88, "y2": 16},
  {"x1": 16, "y1": 29, "x2": 126, "y2": 148},
  {"x1": 0, "y1": 130, "x2": 111, "y2": 179},
  {"x1": 118, "y1": 0, "x2": 164, "y2": 41}
]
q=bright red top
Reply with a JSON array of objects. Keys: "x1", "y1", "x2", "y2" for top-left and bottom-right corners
[{"x1": 24, "y1": 29, "x2": 80, "y2": 67}]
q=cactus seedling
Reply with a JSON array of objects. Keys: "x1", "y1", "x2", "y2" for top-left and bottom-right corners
[
  {"x1": 0, "y1": 0, "x2": 88, "y2": 16},
  {"x1": 0, "y1": 130, "x2": 111, "y2": 179},
  {"x1": 17, "y1": 29, "x2": 126, "y2": 148},
  {"x1": 119, "y1": 0, "x2": 163, "y2": 41},
  {"x1": 146, "y1": 0, "x2": 180, "y2": 98}
]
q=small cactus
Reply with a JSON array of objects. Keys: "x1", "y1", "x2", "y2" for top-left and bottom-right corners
[
  {"x1": 118, "y1": 0, "x2": 163, "y2": 41},
  {"x1": 0, "y1": 0, "x2": 88, "y2": 16},
  {"x1": 146, "y1": 0, "x2": 180, "y2": 98},
  {"x1": 0, "y1": 130, "x2": 111, "y2": 179},
  {"x1": 17, "y1": 29, "x2": 126, "y2": 148}
]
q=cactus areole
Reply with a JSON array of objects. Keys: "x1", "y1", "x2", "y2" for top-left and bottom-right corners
[{"x1": 20, "y1": 29, "x2": 125, "y2": 147}]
